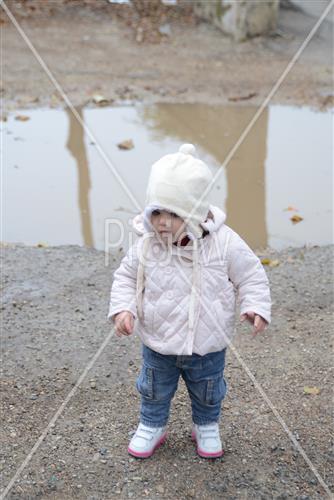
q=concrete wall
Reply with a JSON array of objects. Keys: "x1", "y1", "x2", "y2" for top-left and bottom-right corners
[{"x1": 194, "y1": 1, "x2": 280, "y2": 41}]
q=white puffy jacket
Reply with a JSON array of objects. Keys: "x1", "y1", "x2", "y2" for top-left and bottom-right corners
[{"x1": 108, "y1": 205, "x2": 271, "y2": 356}]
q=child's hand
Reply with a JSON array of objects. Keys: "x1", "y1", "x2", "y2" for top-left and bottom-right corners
[
  {"x1": 114, "y1": 311, "x2": 135, "y2": 337},
  {"x1": 240, "y1": 311, "x2": 267, "y2": 337}
]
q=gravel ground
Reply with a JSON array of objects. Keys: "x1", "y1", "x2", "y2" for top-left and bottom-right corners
[{"x1": 1, "y1": 242, "x2": 333, "y2": 499}]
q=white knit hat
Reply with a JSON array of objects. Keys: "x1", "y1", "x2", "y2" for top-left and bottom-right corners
[{"x1": 143, "y1": 144, "x2": 213, "y2": 239}]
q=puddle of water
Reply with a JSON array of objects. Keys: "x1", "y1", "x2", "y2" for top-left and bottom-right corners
[{"x1": 3, "y1": 104, "x2": 333, "y2": 252}]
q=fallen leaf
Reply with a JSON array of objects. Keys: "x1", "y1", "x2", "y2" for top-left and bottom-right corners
[
  {"x1": 117, "y1": 139, "x2": 134, "y2": 150},
  {"x1": 228, "y1": 92, "x2": 257, "y2": 102},
  {"x1": 269, "y1": 259, "x2": 280, "y2": 267},
  {"x1": 15, "y1": 115, "x2": 30, "y2": 121},
  {"x1": 261, "y1": 258, "x2": 271, "y2": 265},
  {"x1": 261, "y1": 258, "x2": 280, "y2": 267},
  {"x1": 284, "y1": 206, "x2": 298, "y2": 212},
  {"x1": 290, "y1": 214, "x2": 303, "y2": 224},
  {"x1": 92, "y1": 94, "x2": 112, "y2": 106},
  {"x1": 320, "y1": 94, "x2": 334, "y2": 109},
  {"x1": 303, "y1": 386, "x2": 320, "y2": 395}
]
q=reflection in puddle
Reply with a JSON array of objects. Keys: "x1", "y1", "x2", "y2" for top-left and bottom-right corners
[
  {"x1": 66, "y1": 107, "x2": 94, "y2": 247},
  {"x1": 3, "y1": 104, "x2": 332, "y2": 251},
  {"x1": 140, "y1": 104, "x2": 269, "y2": 249}
]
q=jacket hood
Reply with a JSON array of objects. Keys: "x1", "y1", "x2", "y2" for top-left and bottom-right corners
[{"x1": 132, "y1": 204, "x2": 227, "y2": 238}]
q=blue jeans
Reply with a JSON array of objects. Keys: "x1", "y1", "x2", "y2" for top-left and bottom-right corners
[{"x1": 136, "y1": 344, "x2": 228, "y2": 427}]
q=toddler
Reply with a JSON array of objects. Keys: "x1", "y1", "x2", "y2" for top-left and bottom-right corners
[{"x1": 108, "y1": 144, "x2": 271, "y2": 459}]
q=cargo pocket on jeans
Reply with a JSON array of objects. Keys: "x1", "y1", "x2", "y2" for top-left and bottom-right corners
[
  {"x1": 136, "y1": 365, "x2": 154, "y2": 400},
  {"x1": 205, "y1": 371, "x2": 227, "y2": 406}
]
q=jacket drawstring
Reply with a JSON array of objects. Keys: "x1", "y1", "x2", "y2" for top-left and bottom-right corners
[
  {"x1": 136, "y1": 235, "x2": 152, "y2": 321},
  {"x1": 188, "y1": 238, "x2": 199, "y2": 332}
]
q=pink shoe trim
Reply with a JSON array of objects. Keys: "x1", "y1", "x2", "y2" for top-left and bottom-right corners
[
  {"x1": 191, "y1": 430, "x2": 224, "y2": 458},
  {"x1": 197, "y1": 447, "x2": 224, "y2": 458},
  {"x1": 128, "y1": 432, "x2": 167, "y2": 458}
]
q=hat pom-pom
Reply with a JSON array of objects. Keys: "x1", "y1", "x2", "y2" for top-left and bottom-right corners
[{"x1": 179, "y1": 143, "x2": 197, "y2": 157}]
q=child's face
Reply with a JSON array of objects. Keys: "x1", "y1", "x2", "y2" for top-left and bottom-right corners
[{"x1": 150, "y1": 209, "x2": 186, "y2": 243}]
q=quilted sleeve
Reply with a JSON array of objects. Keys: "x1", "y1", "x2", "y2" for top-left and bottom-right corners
[
  {"x1": 107, "y1": 240, "x2": 139, "y2": 322},
  {"x1": 226, "y1": 230, "x2": 271, "y2": 324}
]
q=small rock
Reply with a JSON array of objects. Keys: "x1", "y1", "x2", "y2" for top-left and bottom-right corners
[{"x1": 159, "y1": 24, "x2": 171, "y2": 36}]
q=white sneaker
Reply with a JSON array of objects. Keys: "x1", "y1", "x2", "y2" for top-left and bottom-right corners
[
  {"x1": 128, "y1": 423, "x2": 167, "y2": 458},
  {"x1": 191, "y1": 422, "x2": 224, "y2": 458}
]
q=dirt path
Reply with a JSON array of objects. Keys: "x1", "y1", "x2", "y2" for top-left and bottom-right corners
[
  {"x1": 2, "y1": 1, "x2": 333, "y2": 112},
  {"x1": 1, "y1": 243, "x2": 333, "y2": 498}
]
